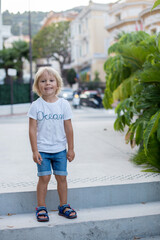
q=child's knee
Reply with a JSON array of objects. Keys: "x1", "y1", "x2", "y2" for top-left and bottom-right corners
[
  {"x1": 55, "y1": 175, "x2": 66, "y2": 183},
  {"x1": 39, "y1": 175, "x2": 51, "y2": 184}
]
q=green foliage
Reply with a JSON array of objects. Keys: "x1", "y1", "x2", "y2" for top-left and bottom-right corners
[
  {"x1": 131, "y1": 145, "x2": 160, "y2": 173},
  {"x1": 33, "y1": 21, "x2": 70, "y2": 75},
  {"x1": 2, "y1": 10, "x2": 47, "y2": 36},
  {"x1": 80, "y1": 73, "x2": 88, "y2": 83},
  {"x1": 0, "y1": 41, "x2": 29, "y2": 83},
  {"x1": 0, "y1": 48, "x2": 15, "y2": 70},
  {"x1": 93, "y1": 71, "x2": 101, "y2": 82},
  {"x1": 103, "y1": 31, "x2": 160, "y2": 172},
  {"x1": 152, "y1": 0, "x2": 160, "y2": 10},
  {"x1": 12, "y1": 41, "x2": 29, "y2": 80},
  {"x1": 67, "y1": 69, "x2": 76, "y2": 86},
  {"x1": 2, "y1": 8, "x2": 83, "y2": 36},
  {"x1": 0, "y1": 83, "x2": 30, "y2": 104},
  {"x1": 0, "y1": 48, "x2": 16, "y2": 82},
  {"x1": 143, "y1": 110, "x2": 160, "y2": 152},
  {"x1": 114, "y1": 98, "x2": 134, "y2": 131}
]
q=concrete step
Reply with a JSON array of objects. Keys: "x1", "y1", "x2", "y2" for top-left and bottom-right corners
[
  {"x1": 140, "y1": 237, "x2": 160, "y2": 240},
  {"x1": 0, "y1": 181, "x2": 160, "y2": 215},
  {"x1": 0, "y1": 201, "x2": 160, "y2": 240}
]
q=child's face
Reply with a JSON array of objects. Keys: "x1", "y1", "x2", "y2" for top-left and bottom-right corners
[{"x1": 38, "y1": 71, "x2": 59, "y2": 97}]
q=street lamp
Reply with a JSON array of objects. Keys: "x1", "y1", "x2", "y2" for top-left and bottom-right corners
[{"x1": 28, "y1": 0, "x2": 34, "y2": 102}]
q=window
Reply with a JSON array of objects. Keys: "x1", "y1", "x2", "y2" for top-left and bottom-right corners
[
  {"x1": 151, "y1": 28, "x2": 156, "y2": 35},
  {"x1": 115, "y1": 13, "x2": 121, "y2": 22}
]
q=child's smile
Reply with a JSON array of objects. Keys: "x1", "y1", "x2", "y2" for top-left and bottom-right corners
[{"x1": 38, "y1": 71, "x2": 59, "y2": 99}]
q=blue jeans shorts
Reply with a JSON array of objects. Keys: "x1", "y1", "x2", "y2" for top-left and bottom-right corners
[{"x1": 37, "y1": 150, "x2": 68, "y2": 177}]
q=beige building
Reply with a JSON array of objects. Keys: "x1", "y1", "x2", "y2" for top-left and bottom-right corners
[
  {"x1": 139, "y1": 6, "x2": 160, "y2": 34},
  {"x1": 105, "y1": 0, "x2": 154, "y2": 46},
  {"x1": 70, "y1": 1, "x2": 110, "y2": 83}
]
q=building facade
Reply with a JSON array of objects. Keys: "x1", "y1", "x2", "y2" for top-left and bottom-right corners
[
  {"x1": 105, "y1": 0, "x2": 153, "y2": 46},
  {"x1": 139, "y1": 6, "x2": 160, "y2": 34},
  {"x1": 70, "y1": 1, "x2": 110, "y2": 83},
  {"x1": 41, "y1": 10, "x2": 79, "y2": 28}
]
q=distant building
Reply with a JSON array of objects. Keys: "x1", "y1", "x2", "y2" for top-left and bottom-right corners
[
  {"x1": 41, "y1": 8, "x2": 82, "y2": 28},
  {"x1": 105, "y1": 0, "x2": 153, "y2": 46},
  {"x1": 69, "y1": 1, "x2": 110, "y2": 83}
]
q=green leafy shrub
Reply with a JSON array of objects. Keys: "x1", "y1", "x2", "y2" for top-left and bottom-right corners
[{"x1": 103, "y1": 31, "x2": 160, "y2": 172}]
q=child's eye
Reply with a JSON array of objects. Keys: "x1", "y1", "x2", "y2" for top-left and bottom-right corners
[
  {"x1": 50, "y1": 79, "x2": 55, "y2": 82},
  {"x1": 41, "y1": 80, "x2": 46, "y2": 83}
]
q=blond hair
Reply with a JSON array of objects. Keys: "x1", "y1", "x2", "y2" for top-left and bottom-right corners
[{"x1": 32, "y1": 67, "x2": 63, "y2": 96}]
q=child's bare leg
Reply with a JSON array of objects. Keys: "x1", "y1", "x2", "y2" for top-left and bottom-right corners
[
  {"x1": 37, "y1": 175, "x2": 51, "y2": 218},
  {"x1": 55, "y1": 175, "x2": 75, "y2": 216}
]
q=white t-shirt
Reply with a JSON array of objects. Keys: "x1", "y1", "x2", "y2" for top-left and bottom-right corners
[{"x1": 27, "y1": 97, "x2": 72, "y2": 153}]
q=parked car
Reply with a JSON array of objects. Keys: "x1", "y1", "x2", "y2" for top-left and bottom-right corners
[
  {"x1": 58, "y1": 88, "x2": 74, "y2": 101},
  {"x1": 80, "y1": 90, "x2": 103, "y2": 108}
]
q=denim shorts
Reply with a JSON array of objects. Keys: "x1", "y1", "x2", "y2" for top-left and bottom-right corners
[{"x1": 37, "y1": 150, "x2": 67, "y2": 177}]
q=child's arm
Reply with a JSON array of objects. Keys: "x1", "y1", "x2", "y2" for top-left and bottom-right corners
[
  {"x1": 64, "y1": 119, "x2": 75, "y2": 162},
  {"x1": 29, "y1": 118, "x2": 42, "y2": 165}
]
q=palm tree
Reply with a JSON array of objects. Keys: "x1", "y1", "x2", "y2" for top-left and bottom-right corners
[
  {"x1": 0, "y1": 48, "x2": 15, "y2": 84},
  {"x1": 12, "y1": 40, "x2": 29, "y2": 83}
]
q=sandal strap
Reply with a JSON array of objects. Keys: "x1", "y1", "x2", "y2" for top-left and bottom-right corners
[
  {"x1": 36, "y1": 206, "x2": 49, "y2": 221},
  {"x1": 58, "y1": 204, "x2": 71, "y2": 213},
  {"x1": 58, "y1": 204, "x2": 76, "y2": 215},
  {"x1": 36, "y1": 206, "x2": 48, "y2": 214}
]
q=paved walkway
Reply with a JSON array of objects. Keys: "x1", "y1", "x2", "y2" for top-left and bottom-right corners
[{"x1": 0, "y1": 104, "x2": 159, "y2": 193}]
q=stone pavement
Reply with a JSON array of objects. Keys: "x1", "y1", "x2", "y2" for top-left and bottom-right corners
[{"x1": 0, "y1": 103, "x2": 159, "y2": 193}]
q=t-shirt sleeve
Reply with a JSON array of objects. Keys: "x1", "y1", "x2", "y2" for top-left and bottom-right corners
[
  {"x1": 27, "y1": 102, "x2": 37, "y2": 120},
  {"x1": 63, "y1": 100, "x2": 72, "y2": 120}
]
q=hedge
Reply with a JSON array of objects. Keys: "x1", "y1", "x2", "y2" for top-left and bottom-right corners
[{"x1": 0, "y1": 83, "x2": 38, "y2": 105}]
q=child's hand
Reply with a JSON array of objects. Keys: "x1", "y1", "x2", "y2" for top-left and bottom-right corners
[
  {"x1": 33, "y1": 151, "x2": 42, "y2": 165},
  {"x1": 67, "y1": 149, "x2": 75, "y2": 162}
]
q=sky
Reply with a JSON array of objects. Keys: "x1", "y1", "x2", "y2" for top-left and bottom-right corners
[{"x1": 1, "y1": 0, "x2": 118, "y2": 13}]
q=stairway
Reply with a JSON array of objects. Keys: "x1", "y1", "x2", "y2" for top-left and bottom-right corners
[{"x1": 0, "y1": 181, "x2": 160, "y2": 240}]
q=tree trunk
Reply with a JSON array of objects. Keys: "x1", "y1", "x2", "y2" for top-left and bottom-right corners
[
  {"x1": 4, "y1": 68, "x2": 10, "y2": 84},
  {"x1": 59, "y1": 61, "x2": 68, "y2": 86},
  {"x1": 16, "y1": 61, "x2": 23, "y2": 84}
]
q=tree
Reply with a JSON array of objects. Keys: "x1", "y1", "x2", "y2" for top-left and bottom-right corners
[
  {"x1": 93, "y1": 71, "x2": 101, "y2": 82},
  {"x1": 32, "y1": 21, "x2": 70, "y2": 78},
  {"x1": 103, "y1": 31, "x2": 160, "y2": 172},
  {"x1": 0, "y1": 48, "x2": 15, "y2": 84},
  {"x1": 2, "y1": 10, "x2": 47, "y2": 36},
  {"x1": 12, "y1": 40, "x2": 29, "y2": 82},
  {"x1": 0, "y1": 41, "x2": 29, "y2": 84},
  {"x1": 66, "y1": 68, "x2": 76, "y2": 86}
]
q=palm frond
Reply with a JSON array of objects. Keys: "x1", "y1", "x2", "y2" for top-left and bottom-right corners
[
  {"x1": 152, "y1": 0, "x2": 160, "y2": 10},
  {"x1": 140, "y1": 64, "x2": 160, "y2": 83},
  {"x1": 113, "y1": 72, "x2": 140, "y2": 101},
  {"x1": 143, "y1": 110, "x2": 160, "y2": 152}
]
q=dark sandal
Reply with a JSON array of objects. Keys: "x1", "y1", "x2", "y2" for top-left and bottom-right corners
[
  {"x1": 58, "y1": 204, "x2": 77, "y2": 219},
  {"x1": 36, "y1": 206, "x2": 49, "y2": 222}
]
